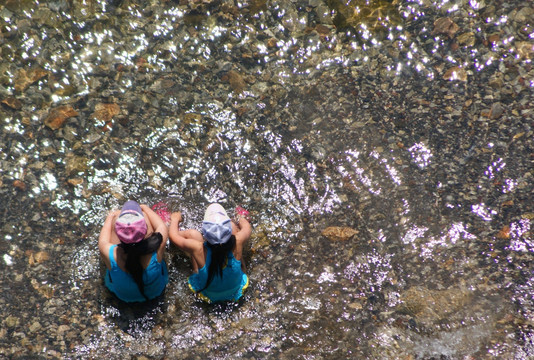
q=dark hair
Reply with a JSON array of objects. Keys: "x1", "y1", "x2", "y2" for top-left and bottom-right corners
[
  {"x1": 197, "y1": 235, "x2": 236, "y2": 293},
  {"x1": 118, "y1": 232, "x2": 163, "y2": 300}
]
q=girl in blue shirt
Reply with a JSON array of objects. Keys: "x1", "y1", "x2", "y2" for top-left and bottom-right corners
[
  {"x1": 98, "y1": 201, "x2": 169, "y2": 302},
  {"x1": 169, "y1": 204, "x2": 252, "y2": 303}
]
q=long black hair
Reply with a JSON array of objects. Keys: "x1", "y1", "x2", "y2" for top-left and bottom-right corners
[
  {"x1": 197, "y1": 235, "x2": 236, "y2": 293},
  {"x1": 118, "y1": 232, "x2": 162, "y2": 300}
]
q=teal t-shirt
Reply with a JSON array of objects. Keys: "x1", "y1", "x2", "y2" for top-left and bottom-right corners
[
  {"x1": 105, "y1": 244, "x2": 168, "y2": 302},
  {"x1": 188, "y1": 245, "x2": 248, "y2": 303}
]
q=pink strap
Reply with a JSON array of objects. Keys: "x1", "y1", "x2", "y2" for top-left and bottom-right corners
[{"x1": 152, "y1": 202, "x2": 171, "y2": 224}]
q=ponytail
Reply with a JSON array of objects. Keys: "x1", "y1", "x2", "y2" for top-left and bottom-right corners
[
  {"x1": 197, "y1": 235, "x2": 236, "y2": 293},
  {"x1": 118, "y1": 232, "x2": 163, "y2": 300}
]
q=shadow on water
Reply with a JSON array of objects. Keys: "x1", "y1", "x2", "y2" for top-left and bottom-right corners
[{"x1": 100, "y1": 289, "x2": 168, "y2": 336}]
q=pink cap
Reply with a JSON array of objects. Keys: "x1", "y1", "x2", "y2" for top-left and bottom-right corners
[{"x1": 114, "y1": 201, "x2": 147, "y2": 244}]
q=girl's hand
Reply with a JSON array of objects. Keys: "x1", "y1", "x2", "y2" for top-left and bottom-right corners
[
  {"x1": 171, "y1": 212, "x2": 182, "y2": 223},
  {"x1": 108, "y1": 210, "x2": 120, "y2": 219}
]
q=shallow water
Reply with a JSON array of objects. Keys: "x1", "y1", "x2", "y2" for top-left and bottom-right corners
[{"x1": 0, "y1": 0, "x2": 533, "y2": 358}]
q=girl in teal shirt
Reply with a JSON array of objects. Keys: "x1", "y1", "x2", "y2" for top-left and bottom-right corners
[
  {"x1": 99, "y1": 201, "x2": 169, "y2": 302},
  {"x1": 169, "y1": 204, "x2": 252, "y2": 303}
]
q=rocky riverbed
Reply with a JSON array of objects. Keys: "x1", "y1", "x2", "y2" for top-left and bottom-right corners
[{"x1": 0, "y1": 0, "x2": 533, "y2": 358}]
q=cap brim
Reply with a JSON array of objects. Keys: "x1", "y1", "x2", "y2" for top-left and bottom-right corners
[
  {"x1": 203, "y1": 203, "x2": 230, "y2": 223},
  {"x1": 121, "y1": 200, "x2": 143, "y2": 215}
]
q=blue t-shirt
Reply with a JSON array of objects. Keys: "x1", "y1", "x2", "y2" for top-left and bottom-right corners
[
  {"x1": 188, "y1": 245, "x2": 248, "y2": 303},
  {"x1": 105, "y1": 244, "x2": 168, "y2": 302}
]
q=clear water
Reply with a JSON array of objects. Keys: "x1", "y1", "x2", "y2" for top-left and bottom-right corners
[{"x1": 0, "y1": 0, "x2": 532, "y2": 358}]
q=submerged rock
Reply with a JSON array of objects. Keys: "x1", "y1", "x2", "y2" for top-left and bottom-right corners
[
  {"x1": 397, "y1": 287, "x2": 473, "y2": 323},
  {"x1": 443, "y1": 67, "x2": 467, "y2": 81},
  {"x1": 322, "y1": 226, "x2": 359, "y2": 241},
  {"x1": 433, "y1": 17, "x2": 459, "y2": 38},
  {"x1": 14, "y1": 67, "x2": 48, "y2": 93},
  {"x1": 44, "y1": 105, "x2": 78, "y2": 130},
  {"x1": 1, "y1": 97, "x2": 22, "y2": 110},
  {"x1": 12, "y1": 179, "x2": 26, "y2": 191},
  {"x1": 65, "y1": 154, "x2": 89, "y2": 176},
  {"x1": 226, "y1": 70, "x2": 247, "y2": 94},
  {"x1": 91, "y1": 103, "x2": 120, "y2": 122}
]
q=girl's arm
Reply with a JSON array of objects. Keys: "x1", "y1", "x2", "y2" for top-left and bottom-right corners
[
  {"x1": 169, "y1": 212, "x2": 205, "y2": 269},
  {"x1": 234, "y1": 217, "x2": 252, "y2": 246},
  {"x1": 98, "y1": 210, "x2": 119, "y2": 269},
  {"x1": 233, "y1": 217, "x2": 252, "y2": 266},
  {"x1": 140, "y1": 204, "x2": 168, "y2": 259}
]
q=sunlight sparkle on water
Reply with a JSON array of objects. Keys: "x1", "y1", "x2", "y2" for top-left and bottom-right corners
[
  {"x1": 3, "y1": 254, "x2": 13, "y2": 266},
  {"x1": 41, "y1": 172, "x2": 58, "y2": 192},
  {"x1": 502, "y1": 178, "x2": 517, "y2": 193},
  {"x1": 484, "y1": 158, "x2": 505, "y2": 179},
  {"x1": 402, "y1": 225, "x2": 428, "y2": 245},
  {"x1": 447, "y1": 222, "x2": 476, "y2": 243},
  {"x1": 401, "y1": 199, "x2": 410, "y2": 215},
  {"x1": 420, "y1": 222, "x2": 477, "y2": 257},
  {"x1": 507, "y1": 219, "x2": 532, "y2": 252},
  {"x1": 344, "y1": 249, "x2": 393, "y2": 291},
  {"x1": 408, "y1": 142, "x2": 433, "y2": 168},
  {"x1": 340, "y1": 150, "x2": 382, "y2": 195},
  {"x1": 317, "y1": 267, "x2": 336, "y2": 283},
  {"x1": 471, "y1": 203, "x2": 497, "y2": 221}
]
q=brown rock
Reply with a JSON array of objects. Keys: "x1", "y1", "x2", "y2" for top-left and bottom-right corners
[
  {"x1": 516, "y1": 41, "x2": 534, "y2": 59},
  {"x1": 13, "y1": 180, "x2": 26, "y2": 191},
  {"x1": 183, "y1": 113, "x2": 201, "y2": 125},
  {"x1": 44, "y1": 105, "x2": 78, "y2": 130},
  {"x1": 315, "y1": 24, "x2": 331, "y2": 36},
  {"x1": 67, "y1": 178, "x2": 83, "y2": 186},
  {"x1": 227, "y1": 70, "x2": 246, "y2": 94},
  {"x1": 28, "y1": 251, "x2": 50, "y2": 266},
  {"x1": 482, "y1": 103, "x2": 504, "y2": 119},
  {"x1": 488, "y1": 33, "x2": 500, "y2": 44},
  {"x1": 4, "y1": 315, "x2": 19, "y2": 328},
  {"x1": 496, "y1": 225, "x2": 510, "y2": 239},
  {"x1": 267, "y1": 38, "x2": 278, "y2": 49},
  {"x1": 91, "y1": 103, "x2": 120, "y2": 122},
  {"x1": 65, "y1": 154, "x2": 88, "y2": 175},
  {"x1": 457, "y1": 32, "x2": 475, "y2": 46},
  {"x1": 1, "y1": 97, "x2": 22, "y2": 110},
  {"x1": 433, "y1": 17, "x2": 459, "y2": 38},
  {"x1": 399, "y1": 287, "x2": 473, "y2": 322},
  {"x1": 322, "y1": 226, "x2": 358, "y2": 241},
  {"x1": 488, "y1": 74, "x2": 504, "y2": 89},
  {"x1": 443, "y1": 66, "x2": 467, "y2": 81},
  {"x1": 14, "y1": 67, "x2": 48, "y2": 92}
]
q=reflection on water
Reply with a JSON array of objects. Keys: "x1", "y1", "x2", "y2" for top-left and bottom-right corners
[{"x1": 0, "y1": 0, "x2": 533, "y2": 358}]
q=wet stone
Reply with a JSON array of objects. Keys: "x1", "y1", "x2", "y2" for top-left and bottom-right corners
[
  {"x1": 57, "y1": 325, "x2": 70, "y2": 335},
  {"x1": 14, "y1": 67, "x2": 48, "y2": 93},
  {"x1": 443, "y1": 66, "x2": 468, "y2": 81},
  {"x1": 322, "y1": 226, "x2": 359, "y2": 241},
  {"x1": 226, "y1": 70, "x2": 247, "y2": 94},
  {"x1": 1, "y1": 97, "x2": 22, "y2": 110},
  {"x1": 397, "y1": 287, "x2": 473, "y2": 324},
  {"x1": 65, "y1": 154, "x2": 89, "y2": 176},
  {"x1": 4, "y1": 315, "x2": 20, "y2": 328},
  {"x1": 481, "y1": 103, "x2": 504, "y2": 119},
  {"x1": 91, "y1": 103, "x2": 120, "y2": 122},
  {"x1": 44, "y1": 105, "x2": 78, "y2": 130},
  {"x1": 12, "y1": 180, "x2": 26, "y2": 191},
  {"x1": 29, "y1": 321, "x2": 42, "y2": 333},
  {"x1": 456, "y1": 32, "x2": 475, "y2": 47},
  {"x1": 432, "y1": 17, "x2": 459, "y2": 38}
]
